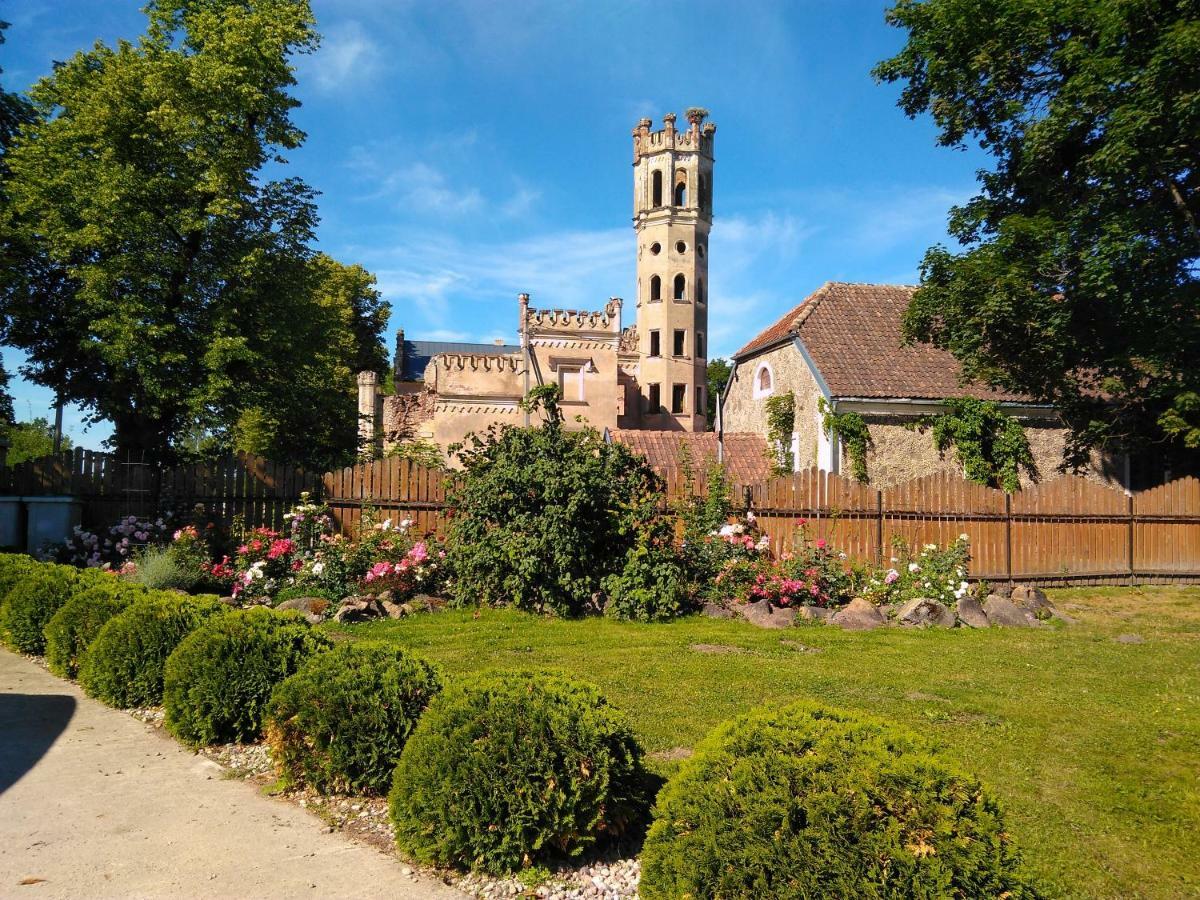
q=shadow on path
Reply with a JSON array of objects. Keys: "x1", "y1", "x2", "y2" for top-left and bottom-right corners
[{"x1": 0, "y1": 693, "x2": 75, "y2": 795}]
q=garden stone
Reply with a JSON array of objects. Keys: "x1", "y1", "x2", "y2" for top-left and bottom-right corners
[
  {"x1": 332, "y1": 595, "x2": 385, "y2": 623},
  {"x1": 988, "y1": 583, "x2": 1014, "y2": 599},
  {"x1": 955, "y1": 595, "x2": 990, "y2": 628},
  {"x1": 894, "y1": 597, "x2": 955, "y2": 628},
  {"x1": 1011, "y1": 584, "x2": 1054, "y2": 618},
  {"x1": 741, "y1": 599, "x2": 797, "y2": 629},
  {"x1": 380, "y1": 600, "x2": 408, "y2": 619},
  {"x1": 275, "y1": 596, "x2": 329, "y2": 625},
  {"x1": 830, "y1": 598, "x2": 886, "y2": 631},
  {"x1": 218, "y1": 595, "x2": 238, "y2": 607},
  {"x1": 983, "y1": 595, "x2": 1038, "y2": 627},
  {"x1": 701, "y1": 602, "x2": 735, "y2": 619},
  {"x1": 794, "y1": 605, "x2": 833, "y2": 623}
]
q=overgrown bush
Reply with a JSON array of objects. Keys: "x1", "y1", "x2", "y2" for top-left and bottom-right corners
[
  {"x1": 44, "y1": 579, "x2": 148, "y2": 678},
  {"x1": 640, "y1": 702, "x2": 1034, "y2": 899},
  {"x1": 0, "y1": 564, "x2": 78, "y2": 653},
  {"x1": 266, "y1": 642, "x2": 442, "y2": 794},
  {"x1": 861, "y1": 535, "x2": 972, "y2": 608},
  {"x1": 163, "y1": 608, "x2": 332, "y2": 747},
  {"x1": 389, "y1": 671, "x2": 650, "y2": 873},
  {"x1": 447, "y1": 386, "x2": 662, "y2": 617},
  {"x1": 128, "y1": 545, "x2": 196, "y2": 592},
  {"x1": 80, "y1": 592, "x2": 225, "y2": 707},
  {"x1": 602, "y1": 519, "x2": 691, "y2": 622}
]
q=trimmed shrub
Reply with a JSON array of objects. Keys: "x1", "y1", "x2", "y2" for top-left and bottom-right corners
[
  {"x1": 44, "y1": 580, "x2": 149, "y2": 678},
  {"x1": 266, "y1": 642, "x2": 442, "y2": 794},
  {"x1": 79, "y1": 592, "x2": 225, "y2": 707},
  {"x1": 0, "y1": 564, "x2": 78, "y2": 653},
  {"x1": 163, "y1": 608, "x2": 332, "y2": 748},
  {"x1": 0, "y1": 553, "x2": 40, "y2": 604},
  {"x1": 640, "y1": 702, "x2": 1035, "y2": 900},
  {"x1": 389, "y1": 671, "x2": 650, "y2": 873}
]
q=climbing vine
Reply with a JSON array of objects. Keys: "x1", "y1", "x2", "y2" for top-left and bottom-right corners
[
  {"x1": 764, "y1": 391, "x2": 795, "y2": 476},
  {"x1": 818, "y1": 398, "x2": 872, "y2": 483},
  {"x1": 913, "y1": 397, "x2": 1037, "y2": 493}
]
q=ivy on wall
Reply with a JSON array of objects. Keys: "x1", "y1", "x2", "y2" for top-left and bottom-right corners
[
  {"x1": 913, "y1": 397, "x2": 1037, "y2": 493},
  {"x1": 764, "y1": 391, "x2": 795, "y2": 476},
  {"x1": 818, "y1": 397, "x2": 872, "y2": 483}
]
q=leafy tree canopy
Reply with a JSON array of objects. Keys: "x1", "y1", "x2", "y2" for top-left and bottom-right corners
[
  {"x1": 0, "y1": 0, "x2": 386, "y2": 464},
  {"x1": 706, "y1": 357, "x2": 731, "y2": 428},
  {"x1": 875, "y1": 0, "x2": 1200, "y2": 467},
  {"x1": 3, "y1": 417, "x2": 72, "y2": 465}
]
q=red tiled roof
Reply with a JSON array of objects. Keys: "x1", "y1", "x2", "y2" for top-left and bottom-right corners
[
  {"x1": 609, "y1": 430, "x2": 770, "y2": 484},
  {"x1": 734, "y1": 282, "x2": 1034, "y2": 402}
]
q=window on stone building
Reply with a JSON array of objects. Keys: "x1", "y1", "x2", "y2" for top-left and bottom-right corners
[
  {"x1": 672, "y1": 384, "x2": 686, "y2": 414},
  {"x1": 650, "y1": 275, "x2": 661, "y2": 302},
  {"x1": 753, "y1": 362, "x2": 774, "y2": 398},
  {"x1": 697, "y1": 277, "x2": 705, "y2": 304},
  {"x1": 652, "y1": 171, "x2": 663, "y2": 207},
  {"x1": 695, "y1": 331, "x2": 705, "y2": 357},
  {"x1": 648, "y1": 383, "x2": 661, "y2": 414},
  {"x1": 649, "y1": 330, "x2": 661, "y2": 357},
  {"x1": 559, "y1": 366, "x2": 584, "y2": 402},
  {"x1": 696, "y1": 385, "x2": 705, "y2": 416},
  {"x1": 674, "y1": 169, "x2": 687, "y2": 206},
  {"x1": 673, "y1": 273, "x2": 686, "y2": 300},
  {"x1": 673, "y1": 329, "x2": 686, "y2": 357}
]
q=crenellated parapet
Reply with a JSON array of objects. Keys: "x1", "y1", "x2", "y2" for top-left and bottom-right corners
[
  {"x1": 632, "y1": 110, "x2": 716, "y2": 162},
  {"x1": 427, "y1": 352, "x2": 522, "y2": 376},
  {"x1": 524, "y1": 298, "x2": 623, "y2": 336}
]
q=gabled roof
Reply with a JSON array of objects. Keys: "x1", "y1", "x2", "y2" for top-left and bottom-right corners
[
  {"x1": 399, "y1": 340, "x2": 519, "y2": 382},
  {"x1": 733, "y1": 282, "x2": 1034, "y2": 403},
  {"x1": 609, "y1": 430, "x2": 770, "y2": 484}
]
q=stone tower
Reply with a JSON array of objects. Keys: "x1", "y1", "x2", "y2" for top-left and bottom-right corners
[{"x1": 632, "y1": 109, "x2": 715, "y2": 431}]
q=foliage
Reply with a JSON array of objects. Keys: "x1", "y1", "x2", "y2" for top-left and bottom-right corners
[
  {"x1": 359, "y1": 537, "x2": 447, "y2": 599},
  {"x1": 387, "y1": 439, "x2": 447, "y2": 470},
  {"x1": 764, "y1": 390, "x2": 795, "y2": 475},
  {"x1": 163, "y1": 607, "x2": 331, "y2": 747},
  {"x1": 601, "y1": 518, "x2": 691, "y2": 622},
  {"x1": 446, "y1": 386, "x2": 663, "y2": 617},
  {"x1": 818, "y1": 397, "x2": 872, "y2": 483},
  {"x1": 0, "y1": 1, "x2": 385, "y2": 464},
  {"x1": 914, "y1": 398, "x2": 1037, "y2": 492},
  {"x1": 2, "y1": 418, "x2": 72, "y2": 465},
  {"x1": 44, "y1": 579, "x2": 147, "y2": 678},
  {"x1": 672, "y1": 449, "x2": 735, "y2": 587},
  {"x1": 266, "y1": 642, "x2": 442, "y2": 795},
  {"x1": 862, "y1": 535, "x2": 972, "y2": 609},
  {"x1": 874, "y1": 0, "x2": 1200, "y2": 468},
  {"x1": 388, "y1": 671, "x2": 650, "y2": 873},
  {"x1": 0, "y1": 563, "x2": 77, "y2": 652},
  {"x1": 641, "y1": 701, "x2": 1034, "y2": 899},
  {"x1": 227, "y1": 527, "x2": 300, "y2": 603},
  {"x1": 79, "y1": 592, "x2": 224, "y2": 708},
  {"x1": 53, "y1": 513, "x2": 174, "y2": 569},
  {"x1": 705, "y1": 357, "x2": 731, "y2": 427},
  {"x1": 703, "y1": 515, "x2": 773, "y2": 604},
  {"x1": 282, "y1": 491, "x2": 334, "y2": 552},
  {"x1": 129, "y1": 546, "x2": 195, "y2": 592},
  {"x1": 0, "y1": 553, "x2": 38, "y2": 605}
]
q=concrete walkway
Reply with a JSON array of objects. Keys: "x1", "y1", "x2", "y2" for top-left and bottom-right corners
[{"x1": 0, "y1": 650, "x2": 467, "y2": 899}]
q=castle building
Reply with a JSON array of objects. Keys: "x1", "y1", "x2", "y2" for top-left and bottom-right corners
[{"x1": 358, "y1": 109, "x2": 769, "y2": 474}]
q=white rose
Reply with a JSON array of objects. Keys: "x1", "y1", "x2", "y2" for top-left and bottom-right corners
[
  {"x1": 311, "y1": 562, "x2": 325, "y2": 576},
  {"x1": 908, "y1": 562, "x2": 920, "y2": 573}
]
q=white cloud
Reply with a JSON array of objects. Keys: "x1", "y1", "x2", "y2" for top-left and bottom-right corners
[{"x1": 303, "y1": 20, "x2": 385, "y2": 94}]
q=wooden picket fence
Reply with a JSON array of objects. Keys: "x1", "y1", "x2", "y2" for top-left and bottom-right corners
[{"x1": 2, "y1": 450, "x2": 1198, "y2": 585}]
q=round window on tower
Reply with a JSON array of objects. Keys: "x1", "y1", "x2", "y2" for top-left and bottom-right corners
[
  {"x1": 675, "y1": 241, "x2": 687, "y2": 254},
  {"x1": 650, "y1": 242, "x2": 662, "y2": 255}
]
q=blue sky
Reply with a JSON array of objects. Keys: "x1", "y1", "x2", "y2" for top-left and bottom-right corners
[{"x1": 3, "y1": 0, "x2": 985, "y2": 449}]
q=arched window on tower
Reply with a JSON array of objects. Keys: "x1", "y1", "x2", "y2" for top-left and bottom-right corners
[
  {"x1": 674, "y1": 169, "x2": 687, "y2": 207},
  {"x1": 697, "y1": 278, "x2": 705, "y2": 304},
  {"x1": 673, "y1": 274, "x2": 686, "y2": 301},
  {"x1": 650, "y1": 275, "x2": 661, "y2": 302},
  {"x1": 651, "y1": 171, "x2": 663, "y2": 208}
]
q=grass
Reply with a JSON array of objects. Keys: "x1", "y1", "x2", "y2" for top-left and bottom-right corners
[{"x1": 328, "y1": 586, "x2": 1200, "y2": 899}]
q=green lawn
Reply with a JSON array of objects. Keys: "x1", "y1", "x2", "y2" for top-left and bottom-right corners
[{"x1": 330, "y1": 587, "x2": 1200, "y2": 899}]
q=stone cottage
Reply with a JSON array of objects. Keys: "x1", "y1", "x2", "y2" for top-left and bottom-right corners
[{"x1": 720, "y1": 281, "x2": 1126, "y2": 488}]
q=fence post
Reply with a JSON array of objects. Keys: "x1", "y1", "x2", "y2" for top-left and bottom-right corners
[
  {"x1": 1127, "y1": 492, "x2": 1136, "y2": 587},
  {"x1": 875, "y1": 488, "x2": 884, "y2": 567},
  {"x1": 1004, "y1": 491, "x2": 1013, "y2": 584}
]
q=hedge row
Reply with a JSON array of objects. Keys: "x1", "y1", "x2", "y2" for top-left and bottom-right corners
[{"x1": 1, "y1": 554, "x2": 1036, "y2": 892}]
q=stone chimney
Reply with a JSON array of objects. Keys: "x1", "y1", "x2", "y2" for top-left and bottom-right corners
[
  {"x1": 357, "y1": 370, "x2": 379, "y2": 456},
  {"x1": 393, "y1": 329, "x2": 406, "y2": 384}
]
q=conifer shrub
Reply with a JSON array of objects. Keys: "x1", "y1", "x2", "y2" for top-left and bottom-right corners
[
  {"x1": 266, "y1": 642, "x2": 442, "y2": 794},
  {"x1": 388, "y1": 671, "x2": 650, "y2": 873},
  {"x1": 640, "y1": 702, "x2": 1035, "y2": 900},
  {"x1": 79, "y1": 592, "x2": 225, "y2": 707},
  {"x1": 163, "y1": 608, "x2": 332, "y2": 748},
  {"x1": 44, "y1": 579, "x2": 149, "y2": 678},
  {"x1": 0, "y1": 563, "x2": 78, "y2": 653}
]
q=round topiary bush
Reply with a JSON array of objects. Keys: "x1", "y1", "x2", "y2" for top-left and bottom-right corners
[
  {"x1": 44, "y1": 580, "x2": 149, "y2": 678},
  {"x1": 0, "y1": 564, "x2": 78, "y2": 653},
  {"x1": 0, "y1": 553, "x2": 40, "y2": 605},
  {"x1": 163, "y1": 608, "x2": 332, "y2": 748},
  {"x1": 639, "y1": 702, "x2": 1034, "y2": 900},
  {"x1": 388, "y1": 671, "x2": 650, "y2": 873},
  {"x1": 79, "y1": 592, "x2": 225, "y2": 707},
  {"x1": 266, "y1": 642, "x2": 442, "y2": 795}
]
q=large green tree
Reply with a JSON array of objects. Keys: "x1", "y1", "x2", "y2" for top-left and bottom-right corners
[
  {"x1": 706, "y1": 357, "x2": 731, "y2": 429},
  {"x1": 875, "y1": 0, "x2": 1200, "y2": 467},
  {"x1": 0, "y1": 0, "x2": 386, "y2": 464}
]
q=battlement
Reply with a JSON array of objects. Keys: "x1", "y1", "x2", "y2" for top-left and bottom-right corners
[
  {"x1": 524, "y1": 298, "x2": 623, "y2": 334},
  {"x1": 428, "y1": 352, "x2": 522, "y2": 376},
  {"x1": 633, "y1": 110, "x2": 716, "y2": 161}
]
